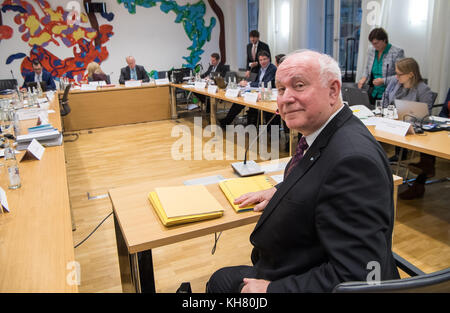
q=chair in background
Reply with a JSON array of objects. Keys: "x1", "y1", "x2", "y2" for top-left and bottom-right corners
[
  {"x1": 333, "y1": 252, "x2": 450, "y2": 293},
  {"x1": 59, "y1": 83, "x2": 72, "y2": 117},
  {"x1": 0, "y1": 79, "x2": 17, "y2": 91}
]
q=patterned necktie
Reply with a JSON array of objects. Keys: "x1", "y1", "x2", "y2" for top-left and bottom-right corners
[
  {"x1": 285, "y1": 136, "x2": 309, "y2": 178},
  {"x1": 252, "y1": 44, "x2": 257, "y2": 61}
]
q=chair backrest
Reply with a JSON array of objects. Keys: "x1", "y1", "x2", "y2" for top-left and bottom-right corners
[
  {"x1": 342, "y1": 86, "x2": 372, "y2": 108},
  {"x1": 430, "y1": 92, "x2": 438, "y2": 106},
  {"x1": 224, "y1": 71, "x2": 237, "y2": 82},
  {"x1": 157, "y1": 71, "x2": 167, "y2": 79},
  {"x1": 0, "y1": 79, "x2": 17, "y2": 91},
  {"x1": 333, "y1": 267, "x2": 450, "y2": 293},
  {"x1": 60, "y1": 84, "x2": 72, "y2": 116},
  {"x1": 246, "y1": 72, "x2": 257, "y2": 82}
]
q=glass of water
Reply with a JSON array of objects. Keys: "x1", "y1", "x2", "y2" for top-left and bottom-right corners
[
  {"x1": 386, "y1": 103, "x2": 396, "y2": 119},
  {"x1": 374, "y1": 100, "x2": 382, "y2": 116}
]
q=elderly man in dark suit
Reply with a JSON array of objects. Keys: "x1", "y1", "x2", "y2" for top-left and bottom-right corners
[
  {"x1": 22, "y1": 59, "x2": 56, "y2": 91},
  {"x1": 245, "y1": 30, "x2": 271, "y2": 79},
  {"x1": 207, "y1": 50, "x2": 399, "y2": 293},
  {"x1": 119, "y1": 56, "x2": 149, "y2": 84}
]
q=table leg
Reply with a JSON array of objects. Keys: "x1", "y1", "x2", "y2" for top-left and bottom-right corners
[
  {"x1": 114, "y1": 212, "x2": 157, "y2": 293},
  {"x1": 210, "y1": 97, "x2": 217, "y2": 126},
  {"x1": 113, "y1": 213, "x2": 134, "y2": 293},
  {"x1": 170, "y1": 86, "x2": 178, "y2": 119}
]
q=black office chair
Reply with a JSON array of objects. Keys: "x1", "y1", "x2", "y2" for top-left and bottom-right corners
[
  {"x1": 333, "y1": 252, "x2": 450, "y2": 293},
  {"x1": 224, "y1": 71, "x2": 238, "y2": 83},
  {"x1": 59, "y1": 83, "x2": 72, "y2": 116},
  {"x1": 58, "y1": 84, "x2": 79, "y2": 143},
  {"x1": 0, "y1": 79, "x2": 17, "y2": 91}
]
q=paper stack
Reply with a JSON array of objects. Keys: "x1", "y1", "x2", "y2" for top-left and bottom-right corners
[
  {"x1": 148, "y1": 185, "x2": 224, "y2": 226},
  {"x1": 219, "y1": 175, "x2": 274, "y2": 212}
]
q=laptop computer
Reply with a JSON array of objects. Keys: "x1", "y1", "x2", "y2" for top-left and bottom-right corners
[
  {"x1": 395, "y1": 99, "x2": 429, "y2": 122},
  {"x1": 342, "y1": 86, "x2": 372, "y2": 109},
  {"x1": 26, "y1": 81, "x2": 47, "y2": 92}
]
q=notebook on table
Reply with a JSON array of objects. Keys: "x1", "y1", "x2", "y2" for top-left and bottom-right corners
[
  {"x1": 148, "y1": 185, "x2": 224, "y2": 227},
  {"x1": 219, "y1": 175, "x2": 274, "y2": 212}
]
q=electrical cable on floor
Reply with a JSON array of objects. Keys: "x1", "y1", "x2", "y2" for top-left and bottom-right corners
[
  {"x1": 74, "y1": 212, "x2": 113, "y2": 248},
  {"x1": 211, "y1": 232, "x2": 222, "y2": 255}
]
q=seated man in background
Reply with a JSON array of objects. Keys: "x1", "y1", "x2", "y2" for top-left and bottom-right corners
[
  {"x1": 119, "y1": 56, "x2": 150, "y2": 84},
  {"x1": 207, "y1": 50, "x2": 399, "y2": 293},
  {"x1": 219, "y1": 50, "x2": 276, "y2": 127},
  {"x1": 22, "y1": 59, "x2": 56, "y2": 91},
  {"x1": 196, "y1": 53, "x2": 227, "y2": 113},
  {"x1": 201, "y1": 53, "x2": 227, "y2": 79}
]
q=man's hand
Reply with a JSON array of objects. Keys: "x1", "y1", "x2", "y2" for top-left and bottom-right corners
[
  {"x1": 245, "y1": 70, "x2": 251, "y2": 79},
  {"x1": 250, "y1": 62, "x2": 258, "y2": 68},
  {"x1": 241, "y1": 278, "x2": 270, "y2": 293},
  {"x1": 373, "y1": 78, "x2": 385, "y2": 86},
  {"x1": 239, "y1": 80, "x2": 248, "y2": 87},
  {"x1": 357, "y1": 77, "x2": 367, "y2": 89},
  {"x1": 234, "y1": 187, "x2": 277, "y2": 212}
]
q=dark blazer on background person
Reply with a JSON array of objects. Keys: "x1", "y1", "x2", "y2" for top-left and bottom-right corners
[
  {"x1": 249, "y1": 105, "x2": 399, "y2": 292},
  {"x1": 22, "y1": 70, "x2": 56, "y2": 90},
  {"x1": 119, "y1": 65, "x2": 149, "y2": 84},
  {"x1": 246, "y1": 41, "x2": 271, "y2": 74},
  {"x1": 201, "y1": 62, "x2": 227, "y2": 79},
  {"x1": 249, "y1": 63, "x2": 276, "y2": 88}
]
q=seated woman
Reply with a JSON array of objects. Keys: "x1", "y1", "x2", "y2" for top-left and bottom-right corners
[
  {"x1": 382, "y1": 57, "x2": 434, "y2": 110},
  {"x1": 86, "y1": 62, "x2": 110, "y2": 84},
  {"x1": 381, "y1": 57, "x2": 435, "y2": 200}
]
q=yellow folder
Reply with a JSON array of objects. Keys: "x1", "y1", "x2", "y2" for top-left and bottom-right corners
[
  {"x1": 148, "y1": 185, "x2": 224, "y2": 227},
  {"x1": 219, "y1": 175, "x2": 274, "y2": 212}
]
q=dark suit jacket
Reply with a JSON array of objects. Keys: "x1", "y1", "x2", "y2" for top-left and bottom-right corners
[
  {"x1": 201, "y1": 62, "x2": 227, "y2": 79},
  {"x1": 249, "y1": 63, "x2": 276, "y2": 88},
  {"x1": 22, "y1": 70, "x2": 56, "y2": 90},
  {"x1": 246, "y1": 41, "x2": 271, "y2": 74},
  {"x1": 250, "y1": 105, "x2": 399, "y2": 292},
  {"x1": 119, "y1": 65, "x2": 149, "y2": 84}
]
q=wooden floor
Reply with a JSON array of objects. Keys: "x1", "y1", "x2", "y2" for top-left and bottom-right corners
[{"x1": 64, "y1": 114, "x2": 450, "y2": 293}]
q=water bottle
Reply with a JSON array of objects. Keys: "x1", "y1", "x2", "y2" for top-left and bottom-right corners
[
  {"x1": 37, "y1": 82, "x2": 43, "y2": 97},
  {"x1": 266, "y1": 81, "x2": 272, "y2": 100},
  {"x1": 13, "y1": 110, "x2": 20, "y2": 137},
  {"x1": 4, "y1": 142, "x2": 21, "y2": 189}
]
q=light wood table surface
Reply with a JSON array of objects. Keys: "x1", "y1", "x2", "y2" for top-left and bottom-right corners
[
  {"x1": 367, "y1": 126, "x2": 450, "y2": 160},
  {"x1": 63, "y1": 83, "x2": 171, "y2": 131},
  {"x1": 0, "y1": 94, "x2": 77, "y2": 292}
]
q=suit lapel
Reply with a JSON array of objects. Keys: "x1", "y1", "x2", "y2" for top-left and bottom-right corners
[
  {"x1": 126, "y1": 67, "x2": 131, "y2": 80},
  {"x1": 253, "y1": 106, "x2": 354, "y2": 232}
]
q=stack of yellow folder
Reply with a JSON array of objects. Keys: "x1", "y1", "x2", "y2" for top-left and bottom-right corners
[
  {"x1": 219, "y1": 175, "x2": 274, "y2": 212},
  {"x1": 148, "y1": 185, "x2": 224, "y2": 226}
]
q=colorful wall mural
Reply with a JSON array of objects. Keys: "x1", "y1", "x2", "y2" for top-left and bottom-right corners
[
  {"x1": 1, "y1": 0, "x2": 218, "y2": 82},
  {"x1": 1, "y1": 0, "x2": 114, "y2": 82}
]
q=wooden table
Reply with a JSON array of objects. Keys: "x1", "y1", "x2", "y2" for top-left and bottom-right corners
[
  {"x1": 63, "y1": 83, "x2": 171, "y2": 131},
  {"x1": 109, "y1": 158, "x2": 402, "y2": 293},
  {"x1": 0, "y1": 94, "x2": 77, "y2": 292},
  {"x1": 170, "y1": 84, "x2": 288, "y2": 151},
  {"x1": 367, "y1": 126, "x2": 450, "y2": 160}
]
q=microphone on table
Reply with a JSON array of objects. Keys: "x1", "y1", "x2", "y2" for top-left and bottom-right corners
[
  {"x1": 11, "y1": 70, "x2": 18, "y2": 88},
  {"x1": 231, "y1": 109, "x2": 279, "y2": 177}
]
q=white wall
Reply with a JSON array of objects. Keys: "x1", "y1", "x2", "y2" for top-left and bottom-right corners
[
  {"x1": 382, "y1": 0, "x2": 432, "y2": 79},
  {"x1": 0, "y1": 0, "x2": 228, "y2": 84}
]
